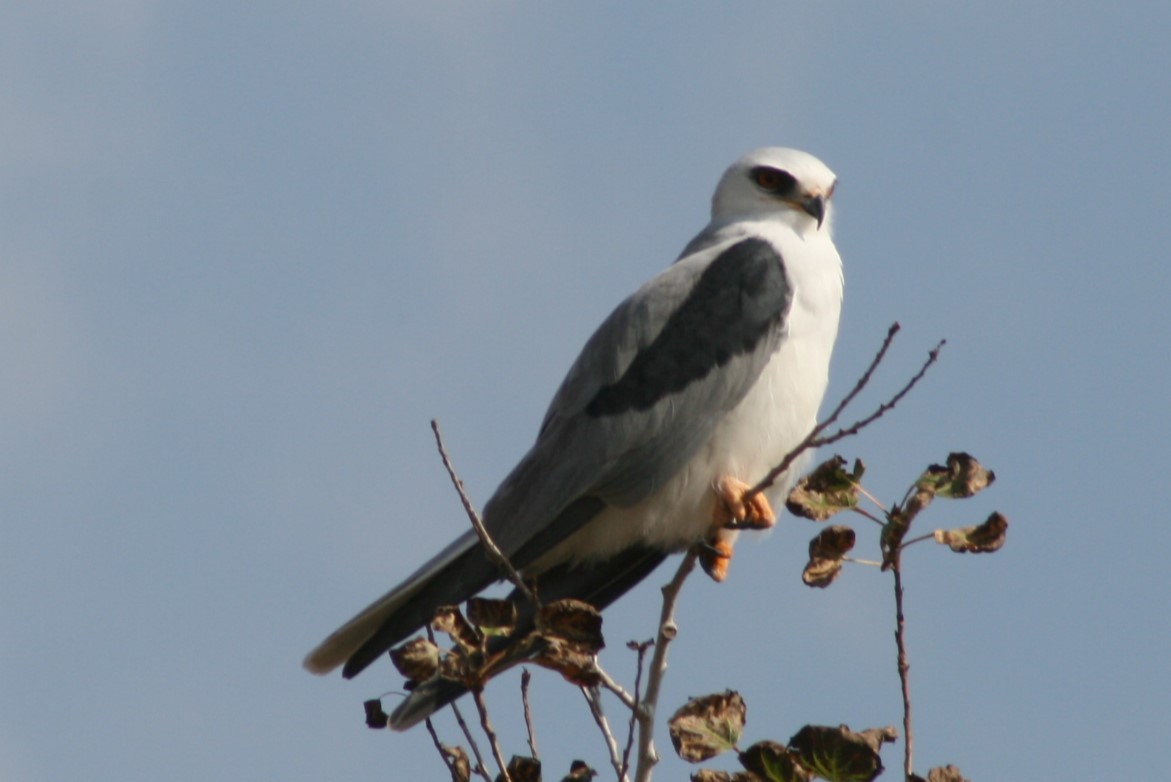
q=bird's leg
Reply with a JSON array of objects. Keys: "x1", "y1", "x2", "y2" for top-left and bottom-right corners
[
  {"x1": 699, "y1": 477, "x2": 777, "y2": 582},
  {"x1": 714, "y1": 476, "x2": 775, "y2": 530}
]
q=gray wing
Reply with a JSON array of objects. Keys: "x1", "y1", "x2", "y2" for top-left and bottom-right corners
[{"x1": 484, "y1": 234, "x2": 794, "y2": 560}]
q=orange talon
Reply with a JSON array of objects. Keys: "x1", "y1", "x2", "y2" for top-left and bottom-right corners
[
  {"x1": 715, "y1": 476, "x2": 776, "y2": 530},
  {"x1": 699, "y1": 535, "x2": 735, "y2": 582}
]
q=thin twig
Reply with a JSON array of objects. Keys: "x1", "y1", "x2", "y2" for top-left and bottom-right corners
[
  {"x1": 472, "y1": 687, "x2": 511, "y2": 782},
  {"x1": 431, "y1": 419, "x2": 538, "y2": 605},
  {"x1": 427, "y1": 623, "x2": 494, "y2": 782},
  {"x1": 520, "y1": 668, "x2": 539, "y2": 761},
  {"x1": 425, "y1": 717, "x2": 466, "y2": 782},
  {"x1": 808, "y1": 338, "x2": 945, "y2": 450},
  {"x1": 582, "y1": 686, "x2": 628, "y2": 782},
  {"x1": 744, "y1": 323, "x2": 901, "y2": 499},
  {"x1": 634, "y1": 549, "x2": 698, "y2": 782},
  {"x1": 621, "y1": 641, "x2": 653, "y2": 781},
  {"x1": 594, "y1": 663, "x2": 638, "y2": 711},
  {"x1": 449, "y1": 700, "x2": 492, "y2": 782},
  {"x1": 891, "y1": 551, "x2": 914, "y2": 779}
]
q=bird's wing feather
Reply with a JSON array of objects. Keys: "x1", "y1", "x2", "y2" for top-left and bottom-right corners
[{"x1": 485, "y1": 234, "x2": 793, "y2": 557}]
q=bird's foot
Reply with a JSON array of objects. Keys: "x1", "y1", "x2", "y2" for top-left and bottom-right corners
[
  {"x1": 714, "y1": 476, "x2": 775, "y2": 530},
  {"x1": 698, "y1": 534, "x2": 735, "y2": 582}
]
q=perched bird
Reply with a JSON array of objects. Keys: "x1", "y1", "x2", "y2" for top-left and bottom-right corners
[{"x1": 305, "y1": 147, "x2": 844, "y2": 728}]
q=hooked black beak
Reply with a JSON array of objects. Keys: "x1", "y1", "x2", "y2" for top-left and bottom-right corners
[{"x1": 801, "y1": 195, "x2": 826, "y2": 229}]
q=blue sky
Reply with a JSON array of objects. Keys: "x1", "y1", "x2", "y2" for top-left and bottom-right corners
[{"x1": 3, "y1": 2, "x2": 1168, "y2": 780}]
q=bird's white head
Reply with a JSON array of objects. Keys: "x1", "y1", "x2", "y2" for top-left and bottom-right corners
[{"x1": 710, "y1": 147, "x2": 838, "y2": 235}]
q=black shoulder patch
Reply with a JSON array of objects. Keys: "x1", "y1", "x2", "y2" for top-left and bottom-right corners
[{"x1": 586, "y1": 237, "x2": 788, "y2": 418}]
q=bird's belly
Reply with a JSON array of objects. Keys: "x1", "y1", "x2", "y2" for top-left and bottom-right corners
[{"x1": 546, "y1": 334, "x2": 830, "y2": 568}]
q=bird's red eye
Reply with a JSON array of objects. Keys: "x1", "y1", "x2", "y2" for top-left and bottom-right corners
[
  {"x1": 754, "y1": 169, "x2": 781, "y2": 189},
  {"x1": 750, "y1": 166, "x2": 796, "y2": 194}
]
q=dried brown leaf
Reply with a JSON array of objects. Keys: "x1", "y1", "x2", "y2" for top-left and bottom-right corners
[
  {"x1": 925, "y1": 765, "x2": 970, "y2": 782},
  {"x1": 537, "y1": 599, "x2": 605, "y2": 653},
  {"x1": 691, "y1": 771, "x2": 755, "y2": 782},
  {"x1": 559, "y1": 759, "x2": 597, "y2": 781},
  {"x1": 432, "y1": 605, "x2": 481, "y2": 650},
  {"x1": 668, "y1": 691, "x2": 747, "y2": 763},
  {"x1": 690, "y1": 771, "x2": 734, "y2": 782},
  {"x1": 533, "y1": 636, "x2": 600, "y2": 687},
  {"x1": 917, "y1": 452, "x2": 995, "y2": 499},
  {"x1": 467, "y1": 597, "x2": 518, "y2": 636},
  {"x1": 739, "y1": 740, "x2": 813, "y2": 781},
  {"x1": 934, "y1": 512, "x2": 1008, "y2": 553},
  {"x1": 802, "y1": 525, "x2": 856, "y2": 588},
  {"x1": 787, "y1": 724, "x2": 896, "y2": 782},
  {"x1": 495, "y1": 755, "x2": 541, "y2": 782},
  {"x1": 389, "y1": 636, "x2": 441, "y2": 685},
  {"x1": 362, "y1": 698, "x2": 389, "y2": 729},
  {"x1": 442, "y1": 745, "x2": 472, "y2": 782},
  {"x1": 785, "y1": 456, "x2": 864, "y2": 521}
]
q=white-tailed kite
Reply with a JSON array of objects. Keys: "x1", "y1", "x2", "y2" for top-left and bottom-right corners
[{"x1": 305, "y1": 147, "x2": 843, "y2": 728}]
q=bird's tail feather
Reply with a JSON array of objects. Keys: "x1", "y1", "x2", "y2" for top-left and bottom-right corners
[{"x1": 303, "y1": 530, "x2": 488, "y2": 676}]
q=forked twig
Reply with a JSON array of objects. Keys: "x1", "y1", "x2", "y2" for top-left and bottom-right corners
[
  {"x1": 582, "y1": 686, "x2": 629, "y2": 782},
  {"x1": 621, "y1": 641, "x2": 653, "y2": 781},
  {"x1": 747, "y1": 324, "x2": 944, "y2": 500},
  {"x1": 448, "y1": 701, "x2": 492, "y2": 782}
]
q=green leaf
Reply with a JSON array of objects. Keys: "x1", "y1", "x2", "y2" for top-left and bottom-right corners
[
  {"x1": 786, "y1": 456, "x2": 865, "y2": 521},
  {"x1": 934, "y1": 512, "x2": 1008, "y2": 553},
  {"x1": 668, "y1": 691, "x2": 747, "y2": 763},
  {"x1": 916, "y1": 453, "x2": 995, "y2": 499},
  {"x1": 739, "y1": 740, "x2": 814, "y2": 781},
  {"x1": 787, "y1": 724, "x2": 896, "y2": 782},
  {"x1": 802, "y1": 525, "x2": 857, "y2": 588}
]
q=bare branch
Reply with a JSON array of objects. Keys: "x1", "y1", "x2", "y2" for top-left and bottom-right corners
[
  {"x1": 448, "y1": 701, "x2": 492, "y2": 782},
  {"x1": 431, "y1": 419, "x2": 538, "y2": 605},
  {"x1": 891, "y1": 551, "x2": 915, "y2": 779},
  {"x1": 582, "y1": 686, "x2": 629, "y2": 782},
  {"x1": 594, "y1": 663, "x2": 637, "y2": 712},
  {"x1": 472, "y1": 687, "x2": 511, "y2": 782},
  {"x1": 634, "y1": 549, "x2": 699, "y2": 782},
  {"x1": 520, "y1": 668, "x2": 539, "y2": 761},
  {"x1": 424, "y1": 717, "x2": 476, "y2": 782},
  {"x1": 621, "y1": 641, "x2": 653, "y2": 781}
]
